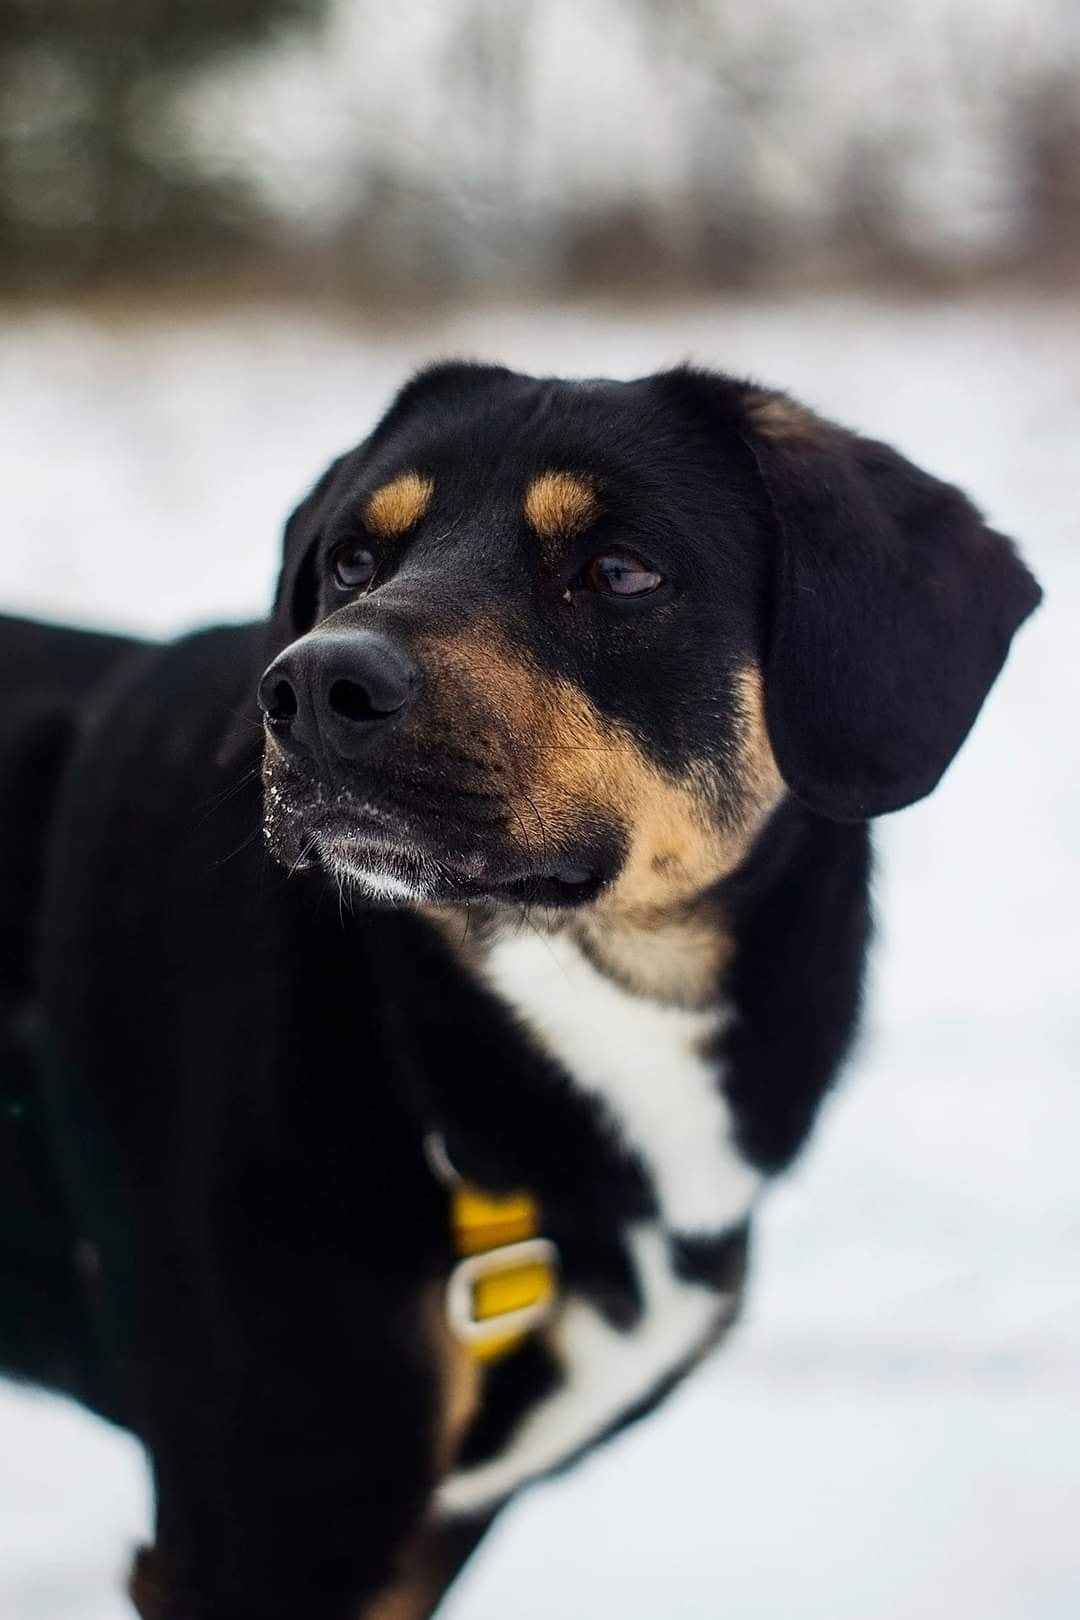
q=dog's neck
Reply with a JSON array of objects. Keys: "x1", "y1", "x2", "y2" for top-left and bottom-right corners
[
  {"x1": 424, "y1": 772, "x2": 791, "y2": 1041},
  {"x1": 427, "y1": 886, "x2": 734, "y2": 1011},
  {"x1": 570, "y1": 896, "x2": 734, "y2": 1008}
]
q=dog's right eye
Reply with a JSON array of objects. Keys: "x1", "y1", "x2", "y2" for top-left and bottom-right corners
[
  {"x1": 583, "y1": 552, "x2": 663, "y2": 597},
  {"x1": 329, "y1": 542, "x2": 377, "y2": 592}
]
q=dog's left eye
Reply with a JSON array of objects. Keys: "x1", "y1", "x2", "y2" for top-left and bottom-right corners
[
  {"x1": 329, "y1": 542, "x2": 377, "y2": 591},
  {"x1": 584, "y1": 552, "x2": 663, "y2": 597}
]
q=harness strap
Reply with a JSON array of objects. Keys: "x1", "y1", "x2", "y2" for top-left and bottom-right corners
[{"x1": 426, "y1": 1135, "x2": 559, "y2": 1364}]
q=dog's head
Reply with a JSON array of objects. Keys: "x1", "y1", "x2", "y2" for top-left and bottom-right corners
[{"x1": 255, "y1": 362, "x2": 1040, "y2": 914}]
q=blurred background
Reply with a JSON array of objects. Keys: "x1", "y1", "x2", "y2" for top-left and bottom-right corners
[
  {"x1": 4, "y1": 0, "x2": 1080, "y2": 301},
  {"x1": 1, "y1": 3, "x2": 1078, "y2": 1617}
]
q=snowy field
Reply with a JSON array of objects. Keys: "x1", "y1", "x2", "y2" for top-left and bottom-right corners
[{"x1": 0, "y1": 290, "x2": 1077, "y2": 1619}]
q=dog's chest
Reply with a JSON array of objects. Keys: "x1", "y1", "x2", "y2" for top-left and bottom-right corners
[
  {"x1": 439, "y1": 930, "x2": 759, "y2": 1516},
  {"x1": 481, "y1": 931, "x2": 760, "y2": 1235}
]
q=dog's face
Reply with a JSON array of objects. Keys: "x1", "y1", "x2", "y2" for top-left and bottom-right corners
[
  {"x1": 256, "y1": 362, "x2": 1039, "y2": 913},
  {"x1": 259, "y1": 365, "x2": 783, "y2": 913}
]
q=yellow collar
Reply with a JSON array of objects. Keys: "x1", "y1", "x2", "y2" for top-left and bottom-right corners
[{"x1": 427, "y1": 1134, "x2": 560, "y2": 1363}]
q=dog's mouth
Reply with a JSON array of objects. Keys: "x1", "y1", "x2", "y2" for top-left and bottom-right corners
[
  {"x1": 321, "y1": 825, "x2": 603, "y2": 907},
  {"x1": 263, "y1": 762, "x2": 613, "y2": 909},
  {"x1": 311, "y1": 807, "x2": 606, "y2": 909}
]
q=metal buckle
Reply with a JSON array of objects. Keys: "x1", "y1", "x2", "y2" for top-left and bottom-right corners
[{"x1": 445, "y1": 1238, "x2": 560, "y2": 1347}]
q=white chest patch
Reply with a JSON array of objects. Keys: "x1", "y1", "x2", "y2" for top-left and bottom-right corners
[
  {"x1": 438, "y1": 1222, "x2": 729, "y2": 1518},
  {"x1": 481, "y1": 930, "x2": 761, "y2": 1236},
  {"x1": 436, "y1": 930, "x2": 761, "y2": 1518}
]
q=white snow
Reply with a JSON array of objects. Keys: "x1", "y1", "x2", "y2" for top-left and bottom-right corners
[{"x1": 0, "y1": 290, "x2": 1077, "y2": 1618}]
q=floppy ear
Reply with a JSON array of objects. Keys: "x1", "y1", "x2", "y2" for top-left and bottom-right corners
[
  {"x1": 215, "y1": 452, "x2": 354, "y2": 768},
  {"x1": 266, "y1": 451, "x2": 355, "y2": 657},
  {"x1": 737, "y1": 388, "x2": 1042, "y2": 821}
]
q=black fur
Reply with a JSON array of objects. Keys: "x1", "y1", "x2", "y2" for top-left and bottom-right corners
[
  {"x1": 0, "y1": 363, "x2": 1040, "y2": 1619},
  {"x1": 747, "y1": 410, "x2": 1040, "y2": 819}
]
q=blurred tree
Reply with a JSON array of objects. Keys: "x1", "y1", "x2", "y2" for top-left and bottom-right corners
[
  {"x1": 1023, "y1": 73, "x2": 1080, "y2": 265},
  {"x1": 1, "y1": 0, "x2": 1078, "y2": 299},
  {"x1": 0, "y1": 0, "x2": 326, "y2": 291}
]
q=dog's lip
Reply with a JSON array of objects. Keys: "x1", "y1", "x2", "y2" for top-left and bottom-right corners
[
  {"x1": 268, "y1": 775, "x2": 614, "y2": 903},
  {"x1": 320, "y1": 817, "x2": 596, "y2": 888},
  {"x1": 310, "y1": 807, "x2": 605, "y2": 903},
  {"x1": 482, "y1": 865, "x2": 605, "y2": 906},
  {"x1": 309, "y1": 794, "x2": 494, "y2": 851},
  {"x1": 316, "y1": 776, "x2": 503, "y2": 826}
]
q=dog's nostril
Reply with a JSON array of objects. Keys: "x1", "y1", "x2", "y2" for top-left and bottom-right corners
[
  {"x1": 264, "y1": 678, "x2": 298, "y2": 727},
  {"x1": 328, "y1": 677, "x2": 400, "y2": 722}
]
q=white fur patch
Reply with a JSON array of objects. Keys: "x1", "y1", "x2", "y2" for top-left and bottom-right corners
[
  {"x1": 437, "y1": 1223, "x2": 729, "y2": 1517},
  {"x1": 333, "y1": 863, "x2": 428, "y2": 904},
  {"x1": 435, "y1": 929, "x2": 761, "y2": 1517},
  {"x1": 481, "y1": 930, "x2": 761, "y2": 1235},
  {"x1": 317, "y1": 834, "x2": 432, "y2": 904}
]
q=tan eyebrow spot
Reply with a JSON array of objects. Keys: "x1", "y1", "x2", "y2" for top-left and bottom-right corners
[
  {"x1": 523, "y1": 471, "x2": 599, "y2": 543},
  {"x1": 365, "y1": 472, "x2": 434, "y2": 538}
]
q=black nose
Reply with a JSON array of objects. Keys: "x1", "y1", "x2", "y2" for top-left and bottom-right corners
[{"x1": 258, "y1": 629, "x2": 420, "y2": 762}]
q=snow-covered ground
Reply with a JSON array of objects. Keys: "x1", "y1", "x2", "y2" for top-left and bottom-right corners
[{"x1": 1, "y1": 291, "x2": 1076, "y2": 1619}]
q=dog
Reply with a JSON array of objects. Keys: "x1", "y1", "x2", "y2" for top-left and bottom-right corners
[{"x1": 0, "y1": 361, "x2": 1040, "y2": 1619}]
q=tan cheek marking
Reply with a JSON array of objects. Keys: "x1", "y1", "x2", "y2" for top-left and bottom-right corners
[
  {"x1": 419, "y1": 630, "x2": 783, "y2": 1002},
  {"x1": 526, "y1": 666, "x2": 782, "y2": 917},
  {"x1": 523, "y1": 470, "x2": 599, "y2": 550},
  {"x1": 744, "y1": 389, "x2": 826, "y2": 446},
  {"x1": 564, "y1": 673, "x2": 779, "y2": 1002},
  {"x1": 730, "y1": 664, "x2": 785, "y2": 814},
  {"x1": 365, "y1": 472, "x2": 434, "y2": 538},
  {"x1": 419, "y1": 623, "x2": 544, "y2": 753},
  {"x1": 423, "y1": 631, "x2": 782, "y2": 911}
]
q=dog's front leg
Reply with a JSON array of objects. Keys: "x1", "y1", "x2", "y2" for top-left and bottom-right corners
[
  {"x1": 128, "y1": 1516, "x2": 495, "y2": 1620},
  {"x1": 121, "y1": 1257, "x2": 456, "y2": 1620},
  {"x1": 128, "y1": 1428, "x2": 437, "y2": 1620}
]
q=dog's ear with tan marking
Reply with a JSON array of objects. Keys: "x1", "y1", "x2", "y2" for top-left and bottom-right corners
[{"x1": 735, "y1": 385, "x2": 1042, "y2": 820}]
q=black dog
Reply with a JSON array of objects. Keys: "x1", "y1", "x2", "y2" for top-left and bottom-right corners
[{"x1": 0, "y1": 362, "x2": 1040, "y2": 1619}]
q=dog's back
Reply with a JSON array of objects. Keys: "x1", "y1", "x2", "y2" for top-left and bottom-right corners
[{"x1": 0, "y1": 615, "x2": 139, "y2": 1001}]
